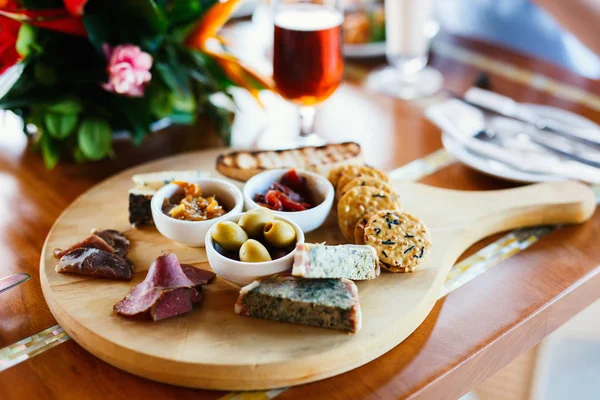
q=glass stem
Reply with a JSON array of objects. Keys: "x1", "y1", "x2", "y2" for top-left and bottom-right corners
[{"x1": 298, "y1": 106, "x2": 316, "y2": 137}]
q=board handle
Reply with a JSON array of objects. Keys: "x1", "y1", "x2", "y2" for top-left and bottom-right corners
[{"x1": 464, "y1": 181, "x2": 596, "y2": 241}]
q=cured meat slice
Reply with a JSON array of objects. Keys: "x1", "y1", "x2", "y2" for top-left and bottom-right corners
[
  {"x1": 114, "y1": 254, "x2": 212, "y2": 321},
  {"x1": 94, "y1": 230, "x2": 130, "y2": 257},
  {"x1": 56, "y1": 248, "x2": 134, "y2": 281},
  {"x1": 53, "y1": 229, "x2": 135, "y2": 281},
  {"x1": 53, "y1": 234, "x2": 114, "y2": 259},
  {"x1": 235, "y1": 275, "x2": 362, "y2": 333},
  {"x1": 180, "y1": 264, "x2": 216, "y2": 287}
]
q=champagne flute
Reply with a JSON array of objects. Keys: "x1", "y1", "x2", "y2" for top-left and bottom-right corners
[
  {"x1": 366, "y1": 0, "x2": 443, "y2": 99},
  {"x1": 272, "y1": 0, "x2": 344, "y2": 144}
]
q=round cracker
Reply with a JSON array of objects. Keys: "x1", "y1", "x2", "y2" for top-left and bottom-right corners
[
  {"x1": 336, "y1": 166, "x2": 388, "y2": 193},
  {"x1": 338, "y1": 176, "x2": 395, "y2": 202},
  {"x1": 364, "y1": 210, "x2": 431, "y2": 272},
  {"x1": 337, "y1": 187, "x2": 402, "y2": 242},
  {"x1": 354, "y1": 211, "x2": 378, "y2": 245},
  {"x1": 327, "y1": 164, "x2": 362, "y2": 189}
]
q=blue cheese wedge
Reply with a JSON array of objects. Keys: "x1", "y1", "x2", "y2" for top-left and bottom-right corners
[
  {"x1": 292, "y1": 243, "x2": 380, "y2": 280},
  {"x1": 235, "y1": 275, "x2": 362, "y2": 333}
]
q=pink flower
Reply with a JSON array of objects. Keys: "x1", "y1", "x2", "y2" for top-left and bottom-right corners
[{"x1": 102, "y1": 44, "x2": 152, "y2": 97}]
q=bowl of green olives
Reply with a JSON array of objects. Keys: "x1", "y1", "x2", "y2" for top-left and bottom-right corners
[{"x1": 205, "y1": 209, "x2": 305, "y2": 286}]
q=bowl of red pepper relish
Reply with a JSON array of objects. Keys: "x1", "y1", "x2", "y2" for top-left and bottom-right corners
[{"x1": 243, "y1": 169, "x2": 334, "y2": 233}]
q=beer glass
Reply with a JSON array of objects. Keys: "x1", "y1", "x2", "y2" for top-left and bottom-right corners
[
  {"x1": 366, "y1": 0, "x2": 443, "y2": 99},
  {"x1": 272, "y1": 0, "x2": 344, "y2": 143}
]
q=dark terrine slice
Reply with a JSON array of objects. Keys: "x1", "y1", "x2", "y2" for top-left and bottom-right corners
[
  {"x1": 235, "y1": 275, "x2": 362, "y2": 333},
  {"x1": 129, "y1": 188, "x2": 154, "y2": 227},
  {"x1": 292, "y1": 243, "x2": 380, "y2": 280}
]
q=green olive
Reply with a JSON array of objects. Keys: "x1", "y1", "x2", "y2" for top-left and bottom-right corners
[
  {"x1": 238, "y1": 208, "x2": 274, "y2": 238},
  {"x1": 263, "y1": 220, "x2": 296, "y2": 248},
  {"x1": 211, "y1": 221, "x2": 248, "y2": 251},
  {"x1": 239, "y1": 239, "x2": 272, "y2": 262}
]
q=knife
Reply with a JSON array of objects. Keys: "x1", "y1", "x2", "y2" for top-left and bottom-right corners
[
  {"x1": 0, "y1": 273, "x2": 31, "y2": 294},
  {"x1": 446, "y1": 89, "x2": 600, "y2": 150}
]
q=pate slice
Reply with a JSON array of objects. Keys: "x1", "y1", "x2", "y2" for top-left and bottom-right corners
[
  {"x1": 292, "y1": 243, "x2": 380, "y2": 280},
  {"x1": 364, "y1": 210, "x2": 431, "y2": 273},
  {"x1": 337, "y1": 186, "x2": 402, "y2": 242},
  {"x1": 235, "y1": 275, "x2": 362, "y2": 333}
]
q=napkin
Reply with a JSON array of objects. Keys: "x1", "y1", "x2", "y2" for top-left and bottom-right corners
[{"x1": 425, "y1": 98, "x2": 600, "y2": 184}]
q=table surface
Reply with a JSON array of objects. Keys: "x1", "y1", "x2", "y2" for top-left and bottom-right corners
[{"x1": 1, "y1": 29, "x2": 600, "y2": 400}]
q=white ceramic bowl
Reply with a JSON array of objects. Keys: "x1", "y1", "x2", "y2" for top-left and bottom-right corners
[
  {"x1": 151, "y1": 178, "x2": 244, "y2": 247},
  {"x1": 242, "y1": 169, "x2": 334, "y2": 233},
  {"x1": 205, "y1": 212, "x2": 305, "y2": 286}
]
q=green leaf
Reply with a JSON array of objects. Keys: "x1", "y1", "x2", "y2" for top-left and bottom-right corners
[
  {"x1": 83, "y1": 9, "x2": 114, "y2": 54},
  {"x1": 48, "y1": 99, "x2": 83, "y2": 114},
  {"x1": 169, "y1": 109, "x2": 195, "y2": 125},
  {"x1": 155, "y1": 61, "x2": 188, "y2": 94},
  {"x1": 16, "y1": 25, "x2": 37, "y2": 58},
  {"x1": 170, "y1": 91, "x2": 196, "y2": 113},
  {"x1": 77, "y1": 119, "x2": 113, "y2": 160},
  {"x1": 111, "y1": 96, "x2": 153, "y2": 145},
  {"x1": 40, "y1": 134, "x2": 60, "y2": 169},
  {"x1": 72, "y1": 147, "x2": 88, "y2": 164},
  {"x1": 34, "y1": 63, "x2": 58, "y2": 86},
  {"x1": 45, "y1": 113, "x2": 79, "y2": 139},
  {"x1": 164, "y1": 0, "x2": 205, "y2": 26},
  {"x1": 148, "y1": 86, "x2": 173, "y2": 119}
]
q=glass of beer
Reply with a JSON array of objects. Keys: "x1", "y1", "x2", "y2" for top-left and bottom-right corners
[
  {"x1": 365, "y1": 0, "x2": 443, "y2": 99},
  {"x1": 272, "y1": 0, "x2": 344, "y2": 143}
]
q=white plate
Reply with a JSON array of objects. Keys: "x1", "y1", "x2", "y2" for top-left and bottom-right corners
[{"x1": 442, "y1": 104, "x2": 600, "y2": 183}]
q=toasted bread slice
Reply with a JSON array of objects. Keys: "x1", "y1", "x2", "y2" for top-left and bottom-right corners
[{"x1": 216, "y1": 142, "x2": 363, "y2": 182}]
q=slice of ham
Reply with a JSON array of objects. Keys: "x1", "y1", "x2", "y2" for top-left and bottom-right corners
[
  {"x1": 56, "y1": 248, "x2": 134, "y2": 281},
  {"x1": 114, "y1": 254, "x2": 215, "y2": 321}
]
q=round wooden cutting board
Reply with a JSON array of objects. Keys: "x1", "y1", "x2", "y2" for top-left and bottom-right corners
[{"x1": 40, "y1": 148, "x2": 596, "y2": 390}]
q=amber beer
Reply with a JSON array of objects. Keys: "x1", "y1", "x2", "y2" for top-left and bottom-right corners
[{"x1": 273, "y1": 4, "x2": 344, "y2": 106}]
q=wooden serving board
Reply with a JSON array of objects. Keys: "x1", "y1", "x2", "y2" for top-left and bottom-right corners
[{"x1": 40, "y1": 148, "x2": 596, "y2": 390}]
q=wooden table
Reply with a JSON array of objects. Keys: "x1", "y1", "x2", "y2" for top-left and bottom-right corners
[{"x1": 1, "y1": 32, "x2": 599, "y2": 399}]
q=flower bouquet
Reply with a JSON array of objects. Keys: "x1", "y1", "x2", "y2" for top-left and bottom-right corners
[{"x1": 0, "y1": 0, "x2": 270, "y2": 168}]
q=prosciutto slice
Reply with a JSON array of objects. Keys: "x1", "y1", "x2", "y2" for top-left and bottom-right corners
[{"x1": 114, "y1": 254, "x2": 215, "y2": 321}]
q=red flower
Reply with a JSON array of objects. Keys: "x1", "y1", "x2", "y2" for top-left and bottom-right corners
[
  {"x1": 63, "y1": 0, "x2": 88, "y2": 17},
  {"x1": 0, "y1": 0, "x2": 21, "y2": 75}
]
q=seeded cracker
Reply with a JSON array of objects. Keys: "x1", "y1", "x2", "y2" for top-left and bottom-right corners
[
  {"x1": 338, "y1": 176, "x2": 395, "y2": 202},
  {"x1": 336, "y1": 165, "x2": 388, "y2": 194},
  {"x1": 337, "y1": 187, "x2": 402, "y2": 242},
  {"x1": 354, "y1": 211, "x2": 378, "y2": 245},
  {"x1": 328, "y1": 164, "x2": 362, "y2": 189},
  {"x1": 364, "y1": 210, "x2": 431, "y2": 272}
]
